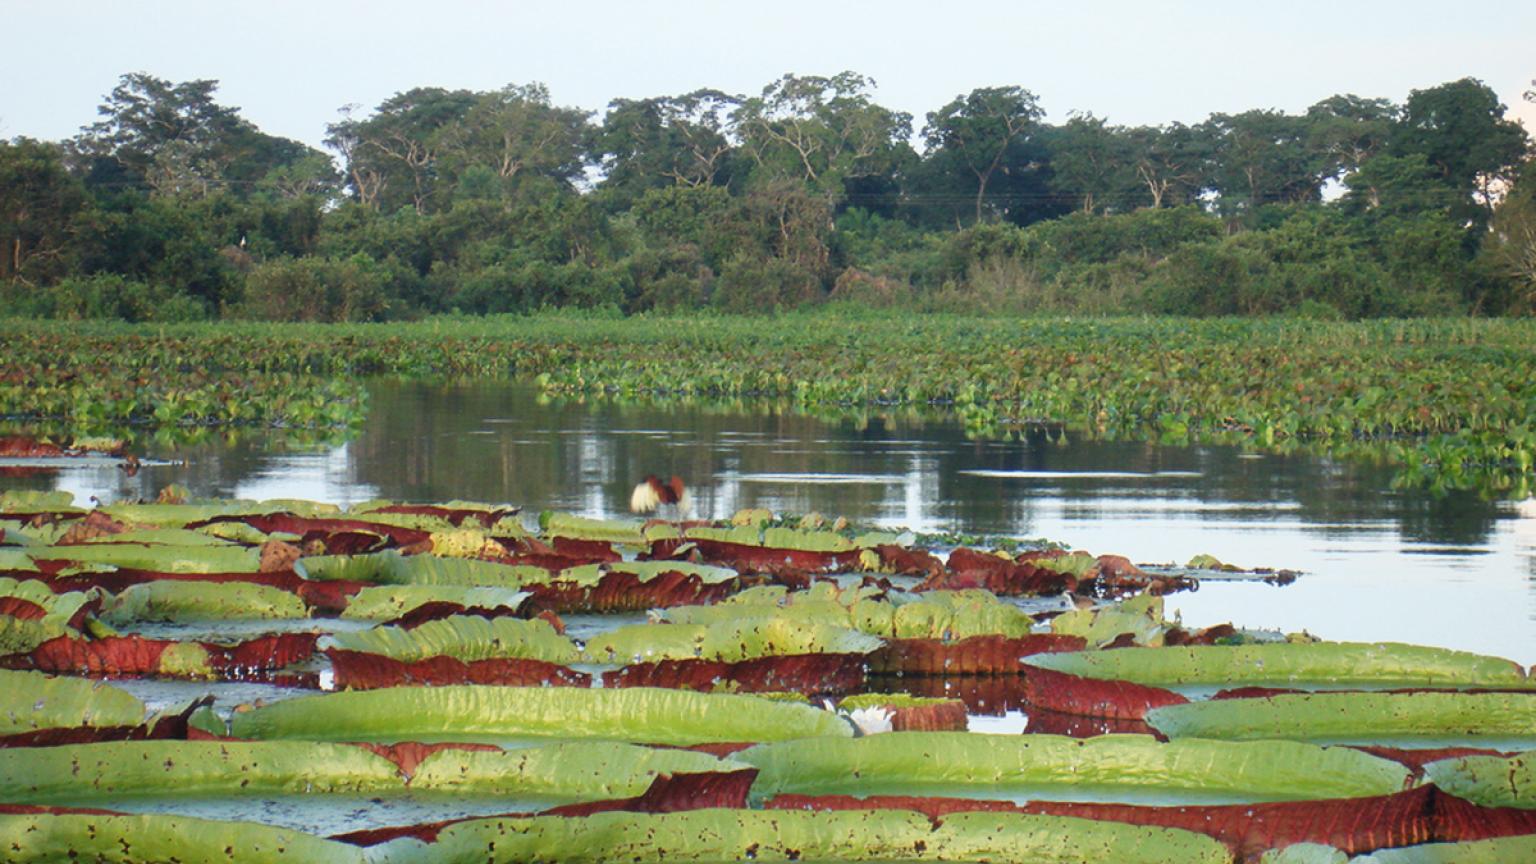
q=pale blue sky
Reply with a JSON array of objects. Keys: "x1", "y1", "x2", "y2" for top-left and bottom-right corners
[{"x1": 3, "y1": 0, "x2": 1532, "y2": 151}]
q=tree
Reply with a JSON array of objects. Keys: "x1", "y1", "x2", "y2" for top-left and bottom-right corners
[
  {"x1": 1124, "y1": 123, "x2": 1210, "y2": 209},
  {"x1": 0, "y1": 138, "x2": 87, "y2": 286},
  {"x1": 435, "y1": 84, "x2": 590, "y2": 203},
  {"x1": 1340, "y1": 153, "x2": 1459, "y2": 220},
  {"x1": 325, "y1": 87, "x2": 476, "y2": 213},
  {"x1": 734, "y1": 72, "x2": 912, "y2": 201},
  {"x1": 594, "y1": 90, "x2": 740, "y2": 204},
  {"x1": 71, "y1": 74, "x2": 240, "y2": 185},
  {"x1": 1305, "y1": 94, "x2": 1398, "y2": 183},
  {"x1": 1044, "y1": 113, "x2": 1141, "y2": 213},
  {"x1": 921, "y1": 86, "x2": 1047, "y2": 224},
  {"x1": 1388, "y1": 78, "x2": 1529, "y2": 223},
  {"x1": 72, "y1": 73, "x2": 326, "y2": 199},
  {"x1": 1202, "y1": 110, "x2": 1325, "y2": 218},
  {"x1": 1483, "y1": 161, "x2": 1536, "y2": 313}
]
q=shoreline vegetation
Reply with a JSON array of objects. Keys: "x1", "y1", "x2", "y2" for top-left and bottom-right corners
[
  {"x1": 1, "y1": 73, "x2": 1533, "y2": 322},
  {"x1": 1, "y1": 313, "x2": 1533, "y2": 497}
]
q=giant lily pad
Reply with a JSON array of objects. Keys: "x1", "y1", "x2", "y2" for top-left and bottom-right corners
[
  {"x1": 556, "y1": 560, "x2": 738, "y2": 587},
  {"x1": 540, "y1": 512, "x2": 647, "y2": 545},
  {"x1": 29, "y1": 542, "x2": 262, "y2": 573},
  {"x1": 408, "y1": 740, "x2": 743, "y2": 797},
  {"x1": 302, "y1": 551, "x2": 549, "y2": 588},
  {"x1": 322, "y1": 615, "x2": 579, "y2": 664},
  {"x1": 101, "y1": 579, "x2": 310, "y2": 622},
  {"x1": 583, "y1": 617, "x2": 882, "y2": 664},
  {"x1": 0, "y1": 811, "x2": 365, "y2": 863},
  {"x1": 1422, "y1": 751, "x2": 1535, "y2": 809},
  {"x1": 1354, "y1": 834, "x2": 1536, "y2": 862},
  {"x1": 738, "y1": 732, "x2": 1410, "y2": 803},
  {"x1": 0, "y1": 739, "x2": 403, "y2": 801},
  {"x1": 229, "y1": 685, "x2": 853, "y2": 745},
  {"x1": 365, "y1": 808, "x2": 1229, "y2": 864},
  {"x1": 0, "y1": 669, "x2": 144, "y2": 732},
  {"x1": 1147, "y1": 692, "x2": 1536, "y2": 745},
  {"x1": 339, "y1": 584, "x2": 529, "y2": 620},
  {"x1": 1026, "y1": 643, "x2": 1534, "y2": 689}
]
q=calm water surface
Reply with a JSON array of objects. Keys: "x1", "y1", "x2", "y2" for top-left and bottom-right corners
[{"x1": 19, "y1": 381, "x2": 1536, "y2": 666}]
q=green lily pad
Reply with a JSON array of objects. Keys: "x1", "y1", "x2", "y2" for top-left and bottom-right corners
[
  {"x1": 229, "y1": 685, "x2": 853, "y2": 745},
  {"x1": 323, "y1": 615, "x2": 579, "y2": 664},
  {"x1": 1147, "y1": 691, "x2": 1536, "y2": 745},
  {"x1": 0, "y1": 669, "x2": 145, "y2": 733},
  {"x1": 738, "y1": 732, "x2": 1410, "y2": 803},
  {"x1": 1027, "y1": 643, "x2": 1534, "y2": 689}
]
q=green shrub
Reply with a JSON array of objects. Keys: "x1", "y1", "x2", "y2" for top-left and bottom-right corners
[
  {"x1": 9, "y1": 274, "x2": 207, "y2": 322},
  {"x1": 237, "y1": 254, "x2": 392, "y2": 322}
]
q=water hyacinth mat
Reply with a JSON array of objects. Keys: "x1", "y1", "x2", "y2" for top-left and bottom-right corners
[{"x1": 1, "y1": 489, "x2": 1535, "y2": 862}]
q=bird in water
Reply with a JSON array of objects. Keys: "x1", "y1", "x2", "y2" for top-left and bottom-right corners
[{"x1": 630, "y1": 474, "x2": 691, "y2": 515}]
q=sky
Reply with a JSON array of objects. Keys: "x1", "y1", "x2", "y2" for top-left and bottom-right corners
[{"x1": 3, "y1": 0, "x2": 1533, "y2": 152}]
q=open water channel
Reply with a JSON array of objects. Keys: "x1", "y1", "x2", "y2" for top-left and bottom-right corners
[{"x1": 15, "y1": 380, "x2": 1536, "y2": 667}]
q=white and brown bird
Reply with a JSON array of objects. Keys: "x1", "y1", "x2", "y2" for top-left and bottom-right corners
[{"x1": 630, "y1": 474, "x2": 691, "y2": 515}]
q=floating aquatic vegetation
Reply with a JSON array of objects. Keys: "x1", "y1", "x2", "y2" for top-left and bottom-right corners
[
  {"x1": 739, "y1": 732, "x2": 1411, "y2": 804},
  {"x1": 1, "y1": 492, "x2": 1532, "y2": 860},
  {"x1": 1146, "y1": 692, "x2": 1536, "y2": 746},
  {"x1": 229, "y1": 685, "x2": 854, "y2": 745},
  {"x1": 1026, "y1": 643, "x2": 1535, "y2": 690}
]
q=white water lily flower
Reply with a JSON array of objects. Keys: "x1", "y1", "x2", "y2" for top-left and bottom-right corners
[{"x1": 843, "y1": 705, "x2": 894, "y2": 736}]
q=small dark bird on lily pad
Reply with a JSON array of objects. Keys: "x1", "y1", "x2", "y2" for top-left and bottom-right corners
[{"x1": 630, "y1": 474, "x2": 691, "y2": 515}]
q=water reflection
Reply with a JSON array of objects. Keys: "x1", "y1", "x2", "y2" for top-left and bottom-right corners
[{"x1": 6, "y1": 380, "x2": 1534, "y2": 664}]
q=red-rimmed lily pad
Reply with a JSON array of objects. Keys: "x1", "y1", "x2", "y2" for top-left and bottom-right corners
[
  {"x1": 602, "y1": 652, "x2": 866, "y2": 696},
  {"x1": 521, "y1": 568, "x2": 744, "y2": 614},
  {"x1": 1021, "y1": 664, "x2": 1189, "y2": 720},
  {"x1": 918, "y1": 546, "x2": 1078, "y2": 595},
  {"x1": 327, "y1": 649, "x2": 592, "y2": 690},
  {"x1": 866, "y1": 633, "x2": 1087, "y2": 675},
  {"x1": 1, "y1": 632, "x2": 318, "y2": 678}
]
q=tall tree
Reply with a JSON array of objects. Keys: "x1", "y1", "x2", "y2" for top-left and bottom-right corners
[
  {"x1": 594, "y1": 89, "x2": 740, "y2": 204},
  {"x1": 1305, "y1": 94, "x2": 1398, "y2": 183},
  {"x1": 435, "y1": 84, "x2": 590, "y2": 203},
  {"x1": 734, "y1": 72, "x2": 911, "y2": 201},
  {"x1": 921, "y1": 86, "x2": 1047, "y2": 224},
  {"x1": 1124, "y1": 123, "x2": 1210, "y2": 209},
  {"x1": 1045, "y1": 113, "x2": 1141, "y2": 213},
  {"x1": 0, "y1": 139, "x2": 87, "y2": 286},
  {"x1": 1202, "y1": 110, "x2": 1324, "y2": 217},
  {"x1": 1387, "y1": 78, "x2": 1529, "y2": 223},
  {"x1": 72, "y1": 73, "x2": 326, "y2": 199},
  {"x1": 325, "y1": 87, "x2": 476, "y2": 213}
]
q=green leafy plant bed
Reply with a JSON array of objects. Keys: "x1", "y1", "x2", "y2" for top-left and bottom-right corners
[{"x1": 7, "y1": 315, "x2": 1536, "y2": 495}]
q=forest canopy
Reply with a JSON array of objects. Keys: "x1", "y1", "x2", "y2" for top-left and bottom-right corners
[{"x1": 2, "y1": 72, "x2": 1533, "y2": 320}]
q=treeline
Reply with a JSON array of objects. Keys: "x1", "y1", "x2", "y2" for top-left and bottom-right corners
[{"x1": 2, "y1": 72, "x2": 1534, "y2": 320}]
